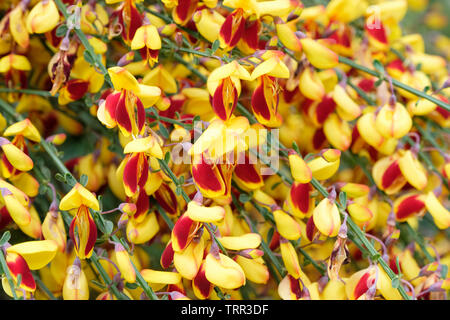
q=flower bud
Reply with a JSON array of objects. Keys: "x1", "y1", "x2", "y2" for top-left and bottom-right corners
[
  {"x1": 375, "y1": 102, "x2": 412, "y2": 139},
  {"x1": 63, "y1": 260, "x2": 89, "y2": 300},
  {"x1": 425, "y1": 192, "x2": 450, "y2": 230},
  {"x1": 204, "y1": 252, "x2": 246, "y2": 289},
  {"x1": 288, "y1": 151, "x2": 312, "y2": 183},
  {"x1": 273, "y1": 209, "x2": 302, "y2": 240},
  {"x1": 26, "y1": 0, "x2": 60, "y2": 34},
  {"x1": 313, "y1": 198, "x2": 341, "y2": 237},
  {"x1": 300, "y1": 38, "x2": 339, "y2": 69}
]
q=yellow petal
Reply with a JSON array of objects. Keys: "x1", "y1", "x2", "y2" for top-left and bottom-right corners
[
  {"x1": 7, "y1": 240, "x2": 58, "y2": 270},
  {"x1": 185, "y1": 201, "x2": 226, "y2": 223},
  {"x1": 219, "y1": 233, "x2": 261, "y2": 250}
]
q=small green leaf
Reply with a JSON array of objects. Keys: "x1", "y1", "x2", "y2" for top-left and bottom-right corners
[
  {"x1": 55, "y1": 173, "x2": 66, "y2": 183},
  {"x1": 38, "y1": 185, "x2": 49, "y2": 196},
  {"x1": 339, "y1": 191, "x2": 347, "y2": 209},
  {"x1": 164, "y1": 152, "x2": 171, "y2": 164},
  {"x1": 104, "y1": 220, "x2": 114, "y2": 235},
  {"x1": 292, "y1": 142, "x2": 300, "y2": 155},
  {"x1": 211, "y1": 40, "x2": 220, "y2": 53},
  {"x1": 125, "y1": 282, "x2": 139, "y2": 290},
  {"x1": 0, "y1": 231, "x2": 11, "y2": 246},
  {"x1": 65, "y1": 173, "x2": 77, "y2": 187},
  {"x1": 41, "y1": 167, "x2": 51, "y2": 180},
  {"x1": 178, "y1": 175, "x2": 185, "y2": 185},
  {"x1": 374, "y1": 79, "x2": 383, "y2": 87},
  {"x1": 239, "y1": 193, "x2": 251, "y2": 203},
  {"x1": 80, "y1": 174, "x2": 89, "y2": 187},
  {"x1": 159, "y1": 123, "x2": 169, "y2": 139},
  {"x1": 55, "y1": 24, "x2": 68, "y2": 37},
  {"x1": 373, "y1": 59, "x2": 385, "y2": 76}
]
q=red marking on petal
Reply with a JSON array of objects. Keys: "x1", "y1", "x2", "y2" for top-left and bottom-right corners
[
  {"x1": 66, "y1": 79, "x2": 89, "y2": 101},
  {"x1": 234, "y1": 158, "x2": 263, "y2": 185},
  {"x1": 387, "y1": 59, "x2": 406, "y2": 73},
  {"x1": 1, "y1": 154, "x2": 15, "y2": 176},
  {"x1": 115, "y1": 92, "x2": 133, "y2": 134},
  {"x1": 0, "y1": 206, "x2": 12, "y2": 230},
  {"x1": 85, "y1": 209, "x2": 97, "y2": 257},
  {"x1": 104, "y1": 92, "x2": 121, "y2": 121},
  {"x1": 192, "y1": 155, "x2": 224, "y2": 193},
  {"x1": 251, "y1": 81, "x2": 271, "y2": 120},
  {"x1": 123, "y1": 1, "x2": 143, "y2": 41},
  {"x1": 306, "y1": 216, "x2": 316, "y2": 242},
  {"x1": 138, "y1": 154, "x2": 149, "y2": 188},
  {"x1": 6, "y1": 253, "x2": 36, "y2": 291},
  {"x1": 358, "y1": 78, "x2": 375, "y2": 92},
  {"x1": 174, "y1": 0, "x2": 198, "y2": 25},
  {"x1": 381, "y1": 160, "x2": 402, "y2": 189},
  {"x1": 172, "y1": 213, "x2": 195, "y2": 251},
  {"x1": 123, "y1": 154, "x2": 139, "y2": 195},
  {"x1": 212, "y1": 81, "x2": 227, "y2": 120},
  {"x1": 136, "y1": 97, "x2": 145, "y2": 133},
  {"x1": 242, "y1": 19, "x2": 260, "y2": 50},
  {"x1": 134, "y1": 189, "x2": 149, "y2": 221},
  {"x1": 193, "y1": 263, "x2": 212, "y2": 299},
  {"x1": 290, "y1": 182, "x2": 311, "y2": 214},
  {"x1": 396, "y1": 195, "x2": 425, "y2": 220},
  {"x1": 154, "y1": 183, "x2": 178, "y2": 215},
  {"x1": 316, "y1": 95, "x2": 336, "y2": 124},
  {"x1": 219, "y1": 9, "x2": 245, "y2": 48},
  {"x1": 354, "y1": 272, "x2": 371, "y2": 299},
  {"x1": 212, "y1": 78, "x2": 237, "y2": 121},
  {"x1": 313, "y1": 128, "x2": 326, "y2": 150},
  {"x1": 161, "y1": 242, "x2": 174, "y2": 269},
  {"x1": 288, "y1": 275, "x2": 302, "y2": 299},
  {"x1": 365, "y1": 21, "x2": 387, "y2": 44},
  {"x1": 269, "y1": 230, "x2": 280, "y2": 251}
]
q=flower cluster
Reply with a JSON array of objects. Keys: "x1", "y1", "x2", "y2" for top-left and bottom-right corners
[{"x1": 0, "y1": 0, "x2": 448, "y2": 301}]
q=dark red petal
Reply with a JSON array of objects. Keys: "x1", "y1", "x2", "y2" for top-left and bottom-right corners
[
  {"x1": 316, "y1": 95, "x2": 336, "y2": 124},
  {"x1": 290, "y1": 182, "x2": 311, "y2": 214},
  {"x1": 123, "y1": 154, "x2": 139, "y2": 195},
  {"x1": 115, "y1": 92, "x2": 133, "y2": 134},
  {"x1": 288, "y1": 275, "x2": 302, "y2": 299},
  {"x1": 251, "y1": 81, "x2": 271, "y2": 120},
  {"x1": 381, "y1": 160, "x2": 402, "y2": 189},
  {"x1": 154, "y1": 183, "x2": 178, "y2": 215},
  {"x1": 161, "y1": 242, "x2": 174, "y2": 269},
  {"x1": 172, "y1": 213, "x2": 195, "y2": 251},
  {"x1": 396, "y1": 195, "x2": 425, "y2": 220},
  {"x1": 192, "y1": 155, "x2": 224, "y2": 193},
  {"x1": 192, "y1": 263, "x2": 212, "y2": 299},
  {"x1": 354, "y1": 272, "x2": 371, "y2": 299},
  {"x1": 85, "y1": 209, "x2": 98, "y2": 256}
]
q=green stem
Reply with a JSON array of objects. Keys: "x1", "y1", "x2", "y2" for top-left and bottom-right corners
[
  {"x1": 0, "y1": 248, "x2": 19, "y2": 300},
  {"x1": 338, "y1": 56, "x2": 450, "y2": 112},
  {"x1": 89, "y1": 251, "x2": 131, "y2": 300},
  {"x1": 0, "y1": 88, "x2": 54, "y2": 97},
  {"x1": 34, "y1": 275, "x2": 57, "y2": 300}
]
